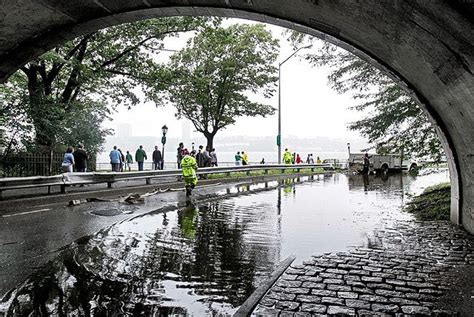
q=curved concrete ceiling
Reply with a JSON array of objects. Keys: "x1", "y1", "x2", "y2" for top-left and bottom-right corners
[{"x1": 0, "y1": 0, "x2": 473, "y2": 232}]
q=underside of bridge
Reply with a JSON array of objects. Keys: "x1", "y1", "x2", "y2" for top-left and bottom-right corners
[{"x1": 0, "y1": 1, "x2": 473, "y2": 232}]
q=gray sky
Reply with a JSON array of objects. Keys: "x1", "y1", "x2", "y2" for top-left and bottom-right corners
[{"x1": 104, "y1": 19, "x2": 367, "y2": 144}]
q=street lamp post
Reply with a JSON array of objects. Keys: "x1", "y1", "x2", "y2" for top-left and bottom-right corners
[
  {"x1": 161, "y1": 125, "x2": 168, "y2": 170},
  {"x1": 277, "y1": 44, "x2": 313, "y2": 164},
  {"x1": 347, "y1": 142, "x2": 351, "y2": 157}
]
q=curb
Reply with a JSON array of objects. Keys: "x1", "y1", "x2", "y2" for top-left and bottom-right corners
[{"x1": 0, "y1": 172, "x2": 328, "y2": 214}]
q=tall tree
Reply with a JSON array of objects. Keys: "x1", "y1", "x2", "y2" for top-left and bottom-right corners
[
  {"x1": 165, "y1": 24, "x2": 279, "y2": 149},
  {"x1": 287, "y1": 32, "x2": 443, "y2": 161},
  {"x1": 1, "y1": 17, "x2": 214, "y2": 152}
]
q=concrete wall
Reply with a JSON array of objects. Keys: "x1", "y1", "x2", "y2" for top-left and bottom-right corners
[{"x1": 0, "y1": 1, "x2": 472, "y2": 232}]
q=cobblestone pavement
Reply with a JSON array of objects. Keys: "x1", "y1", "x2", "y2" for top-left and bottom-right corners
[{"x1": 254, "y1": 221, "x2": 474, "y2": 316}]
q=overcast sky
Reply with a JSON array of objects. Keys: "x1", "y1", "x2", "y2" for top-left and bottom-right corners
[{"x1": 104, "y1": 19, "x2": 367, "y2": 144}]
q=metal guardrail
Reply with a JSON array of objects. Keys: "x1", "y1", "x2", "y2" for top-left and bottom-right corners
[{"x1": 0, "y1": 164, "x2": 332, "y2": 199}]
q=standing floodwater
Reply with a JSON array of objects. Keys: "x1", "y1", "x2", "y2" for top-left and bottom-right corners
[{"x1": 0, "y1": 171, "x2": 449, "y2": 315}]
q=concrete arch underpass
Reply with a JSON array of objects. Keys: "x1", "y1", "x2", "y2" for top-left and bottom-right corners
[{"x1": 0, "y1": 1, "x2": 473, "y2": 232}]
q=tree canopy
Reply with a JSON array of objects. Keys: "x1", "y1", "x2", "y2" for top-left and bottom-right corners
[
  {"x1": 164, "y1": 23, "x2": 279, "y2": 149},
  {"x1": 1, "y1": 17, "x2": 215, "y2": 156},
  {"x1": 287, "y1": 31, "x2": 444, "y2": 161}
]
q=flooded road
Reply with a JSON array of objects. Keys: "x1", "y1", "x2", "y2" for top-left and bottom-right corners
[{"x1": 0, "y1": 171, "x2": 449, "y2": 316}]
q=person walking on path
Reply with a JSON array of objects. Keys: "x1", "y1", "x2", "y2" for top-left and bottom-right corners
[
  {"x1": 306, "y1": 154, "x2": 314, "y2": 164},
  {"x1": 118, "y1": 149, "x2": 125, "y2": 172},
  {"x1": 260, "y1": 158, "x2": 265, "y2": 164},
  {"x1": 235, "y1": 152, "x2": 242, "y2": 166},
  {"x1": 152, "y1": 146, "x2": 163, "y2": 170},
  {"x1": 283, "y1": 149, "x2": 293, "y2": 165},
  {"x1": 109, "y1": 146, "x2": 121, "y2": 172},
  {"x1": 210, "y1": 148, "x2": 218, "y2": 167},
  {"x1": 203, "y1": 146, "x2": 211, "y2": 167},
  {"x1": 62, "y1": 147, "x2": 75, "y2": 173},
  {"x1": 135, "y1": 145, "x2": 147, "y2": 171},
  {"x1": 362, "y1": 153, "x2": 371, "y2": 175},
  {"x1": 181, "y1": 151, "x2": 198, "y2": 196},
  {"x1": 177, "y1": 142, "x2": 184, "y2": 169},
  {"x1": 241, "y1": 151, "x2": 249, "y2": 165},
  {"x1": 73, "y1": 144, "x2": 88, "y2": 172},
  {"x1": 196, "y1": 145, "x2": 207, "y2": 168},
  {"x1": 125, "y1": 151, "x2": 133, "y2": 171},
  {"x1": 296, "y1": 154, "x2": 302, "y2": 164},
  {"x1": 316, "y1": 156, "x2": 322, "y2": 164}
]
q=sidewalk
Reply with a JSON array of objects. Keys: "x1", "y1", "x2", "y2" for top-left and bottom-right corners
[{"x1": 254, "y1": 220, "x2": 474, "y2": 315}]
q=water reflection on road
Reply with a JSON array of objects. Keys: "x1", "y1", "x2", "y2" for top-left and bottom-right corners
[{"x1": 0, "y1": 171, "x2": 449, "y2": 316}]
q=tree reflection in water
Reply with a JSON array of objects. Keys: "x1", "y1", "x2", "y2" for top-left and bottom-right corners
[{"x1": 1, "y1": 199, "x2": 275, "y2": 315}]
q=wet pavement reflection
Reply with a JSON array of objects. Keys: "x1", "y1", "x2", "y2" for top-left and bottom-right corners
[{"x1": 0, "y1": 171, "x2": 449, "y2": 316}]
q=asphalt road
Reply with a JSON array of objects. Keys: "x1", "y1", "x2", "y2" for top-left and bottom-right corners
[{"x1": 0, "y1": 173, "x2": 305, "y2": 298}]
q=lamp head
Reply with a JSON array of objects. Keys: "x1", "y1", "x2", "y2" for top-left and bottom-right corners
[{"x1": 161, "y1": 125, "x2": 168, "y2": 135}]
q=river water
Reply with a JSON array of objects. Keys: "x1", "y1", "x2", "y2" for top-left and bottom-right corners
[{"x1": 0, "y1": 170, "x2": 449, "y2": 315}]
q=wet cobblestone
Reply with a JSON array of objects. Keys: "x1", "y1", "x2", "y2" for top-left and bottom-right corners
[{"x1": 254, "y1": 221, "x2": 474, "y2": 315}]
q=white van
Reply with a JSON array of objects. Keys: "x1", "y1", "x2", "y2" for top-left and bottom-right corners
[{"x1": 348, "y1": 153, "x2": 418, "y2": 174}]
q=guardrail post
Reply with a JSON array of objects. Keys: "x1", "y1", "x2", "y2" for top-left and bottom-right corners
[
  {"x1": 281, "y1": 169, "x2": 285, "y2": 174},
  {"x1": 146, "y1": 178, "x2": 151, "y2": 185},
  {"x1": 107, "y1": 182, "x2": 113, "y2": 188},
  {"x1": 264, "y1": 169, "x2": 269, "y2": 175},
  {"x1": 297, "y1": 168, "x2": 300, "y2": 173},
  {"x1": 226, "y1": 172, "x2": 231, "y2": 177},
  {"x1": 311, "y1": 167, "x2": 314, "y2": 172},
  {"x1": 60, "y1": 184, "x2": 66, "y2": 194},
  {"x1": 246, "y1": 170, "x2": 250, "y2": 176}
]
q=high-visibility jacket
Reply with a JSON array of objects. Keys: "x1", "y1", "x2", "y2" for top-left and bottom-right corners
[
  {"x1": 242, "y1": 152, "x2": 249, "y2": 164},
  {"x1": 283, "y1": 151, "x2": 293, "y2": 164},
  {"x1": 181, "y1": 155, "x2": 197, "y2": 178}
]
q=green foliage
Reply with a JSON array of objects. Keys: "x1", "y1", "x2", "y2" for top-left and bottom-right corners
[
  {"x1": 165, "y1": 23, "x2": 279, "y2": 148},
  {"x1": 405, "y1": 182, "x2": 451, "y2": 220},
  {"x1": 1, "y1": 17, "x2": 215, "y2": 156},
  {"x1": 287, "y1": 32, "x2": 443, "y2": 161}
]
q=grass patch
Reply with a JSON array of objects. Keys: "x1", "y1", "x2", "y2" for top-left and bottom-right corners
[
  {"x1": 206, "y1": 168, "x2": 326, "y2": 180},
  {"x1": 405, "y1": 182, "x2": 451, "y2": 221}
]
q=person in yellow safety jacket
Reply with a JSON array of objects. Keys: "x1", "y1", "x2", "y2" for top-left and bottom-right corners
[
  {"x1": 242, "y1": 151, "x2": 249, "y2": 165},
  {"x1": 181, "y1": 154, "x2": 198, "y2": 196},
  {"x1": 283, "y1": 149, "x2": 293, "y2": 164}
]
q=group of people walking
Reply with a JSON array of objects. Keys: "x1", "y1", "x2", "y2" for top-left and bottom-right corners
[
  {"x1": 109, "y1": 145, "x2": 165, "y2": 172},
  {"x1": 283, "y1": 149, "x2": 321, "y2": 165},
  {"x1": 234, "y1": 151, "x2": 249, "y2": 165},
  {"x1": 61, "y1": 144, "x2": 89, "y2": 173},
  {"x1": 177, "y1": 143, "x2": 218, "y2": 169}
]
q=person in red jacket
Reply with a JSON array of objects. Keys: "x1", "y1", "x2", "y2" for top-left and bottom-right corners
[{"x1": 296, "y1": 154, "x2": 302, "y2": 164}]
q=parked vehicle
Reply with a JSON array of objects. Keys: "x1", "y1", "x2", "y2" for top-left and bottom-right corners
[{"x1": 349, "y1": 153, "x2": 418, "y2": 174}]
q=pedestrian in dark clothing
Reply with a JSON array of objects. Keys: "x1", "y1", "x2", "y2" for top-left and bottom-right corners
[
  {"x1": 363, "y1": 153, "x2": 371, "y2": 175},
  {"x1": 73, "y1": 144, "x2": 88, "y2": 172},
  {"x1": 118, "y1": 149, "x2": 125, "y2": 172},
  {"x1": 196, "y1": 145, "x2": 205, "y2": 168},
  {"x1": 203, "y1": 146, "x2": 211, "y2": 167},
  {"x1": 152, "y1": 145, "x2": 163, "y2": 170},
  {"x1": 210, "y1": 148, "x2": 218, "y2": 167},
  {"x1": 177, "y1": 142, "x2": 184, "y2": 169}
]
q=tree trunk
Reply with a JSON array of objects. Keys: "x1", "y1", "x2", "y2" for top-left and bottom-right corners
[{"x1": 205, "y1": 135, "x2": 214, "y2": 151}]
